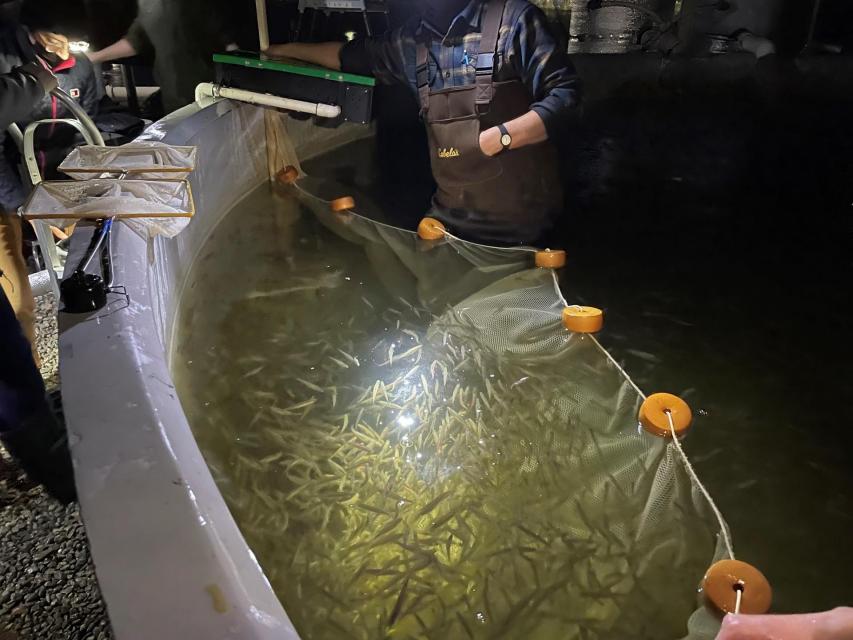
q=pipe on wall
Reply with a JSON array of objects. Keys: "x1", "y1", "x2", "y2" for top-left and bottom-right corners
[
  {"x1": 533, "y1": 0, "x2": 677, "y2": 53},
  {"x1": 194, "y1": 82, "x2": 342, "y2": 119}
]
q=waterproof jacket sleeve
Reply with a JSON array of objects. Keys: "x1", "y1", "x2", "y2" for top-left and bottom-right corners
[{"x1": 0, "y1": 65, "x2": 48, "y2": 129}]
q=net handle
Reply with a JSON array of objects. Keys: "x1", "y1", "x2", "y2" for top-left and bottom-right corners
[{"x1": 256, "y1": 0, "x2": 270, "y2": 51}]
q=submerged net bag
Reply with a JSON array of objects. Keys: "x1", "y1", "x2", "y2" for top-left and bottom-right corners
[{"x1": 172, "y1": 171, "x2": 732, "y2": 640}]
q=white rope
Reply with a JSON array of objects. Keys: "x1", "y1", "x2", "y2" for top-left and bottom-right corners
[
  {"x1": 734, "y1": 585, "x2": 743, "y2": 615},
  {"x1": 666, "y1": 411, "x2": 735, "y2": 560},
  {"x1": 549, "y1": 271, "x2": 732, "y2": 560},
  {"x1": 590, "y1": 335, "x2": 648, "y2": 401},
  {"x1": 442, "y1": 227, "x2": 538, "y2": 254},
  {"x1": 551, "y1": 269, "x2": 570, "y2": 308},
  {"x1": 292, "y1": 182, "x2": 539, "y2": 256},
  {"x1": 549, "y1": 272, "x2": 648, "y2": 399}
]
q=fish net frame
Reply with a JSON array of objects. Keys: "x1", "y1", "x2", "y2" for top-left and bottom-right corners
[{"x1": 58, "y1": 141, "x2": 198, "y2": 180}]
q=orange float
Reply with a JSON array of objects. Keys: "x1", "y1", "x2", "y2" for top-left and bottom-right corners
[
  {"x1": 535, "y1": 249, "x2": 567, "y2": 269},
  {"x1": 330, "y1": 196, "x2": 355, "y2": 212},
  {"x1": 417, "y1": 217, "x2": 446, "y2": 241},
  {"x1": 639, "y1": 393, "x2": 692, "y2": 438},
  {"x1": 703, "y1": 560, "x2": 772, "y2": 615},
  {"x1": 276, "y1": 165, "x2": 299, "y2": 184},
  {"x1": 562, "y1": 306, "x2": 604, "y2": 334}
]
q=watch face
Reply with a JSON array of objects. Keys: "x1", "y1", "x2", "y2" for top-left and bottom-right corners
[{"x1": 501, "y1": 133, "x2": 512, "y2": 147}]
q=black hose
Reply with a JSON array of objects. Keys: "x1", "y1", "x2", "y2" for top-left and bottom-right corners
[
  {"x1": 102, "y1": 220, "x2": 114, "y2": 288},
  {"x1": 75, "y1": 219, "x2": 112, "y2": 275}
]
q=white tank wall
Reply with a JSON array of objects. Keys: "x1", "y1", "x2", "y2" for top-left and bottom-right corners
[{"x1": 60, "y1": 101, "x2": 370, "y2": 640}]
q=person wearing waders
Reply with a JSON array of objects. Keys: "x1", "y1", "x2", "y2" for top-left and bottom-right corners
[{"x1": 265, "y1": 0, "x2": 580, "y2": 246}]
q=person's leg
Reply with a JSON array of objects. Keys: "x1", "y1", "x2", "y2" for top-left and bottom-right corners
[
  {"x1": 0, "y1": 266, "x2": 75, "y2": 503},
  {"x1": 0, "y1": 214, "x2": 39, "y2": 364}
]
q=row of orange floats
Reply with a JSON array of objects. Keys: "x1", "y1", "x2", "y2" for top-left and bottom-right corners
[
  {"x1": 418, "y1": 218, "x2": 609, "y2": 336},
  {"x1": 280, "y1": 166, "x2": 773, "y2": 619}
]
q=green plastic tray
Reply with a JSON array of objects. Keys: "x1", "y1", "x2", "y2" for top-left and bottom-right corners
[{"x1": 213, "y1": 51, "x2": 376, "y2": 87}]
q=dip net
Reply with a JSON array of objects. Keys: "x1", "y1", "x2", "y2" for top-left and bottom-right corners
[{"x1": 172, "y1": 155, "x2": 730, "y2": 640}]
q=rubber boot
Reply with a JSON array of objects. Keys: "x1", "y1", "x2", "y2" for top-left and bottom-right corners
[{"x1": 1, "y1": 401, "x2": 76, "y2": 504}]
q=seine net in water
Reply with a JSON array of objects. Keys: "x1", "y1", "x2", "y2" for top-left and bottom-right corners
[{"x1": 172, "y1": 182, "x2": 728, "y2": 640}]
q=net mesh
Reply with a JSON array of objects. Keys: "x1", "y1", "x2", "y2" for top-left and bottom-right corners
[
  {"x1": 22, "y1": 177, "x2": 195, "y2": 239},
  {"x1": 59, "y1": 141, "x2": 197, "y2": 180},
  {"x1": 171, "y1": 134, "x2": 729, "y2": 640},
  {"x1": 22, "y1": 178, "x2": 193, "y2": 218}
]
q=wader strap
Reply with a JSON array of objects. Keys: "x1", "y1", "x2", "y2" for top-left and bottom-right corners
[
  {"x1": 416, "y1": 42, "x2": 430, "y2": 114},
  {"x1": 475, "y1": 0, "x2": 507, "y2": 108},
  {"x1": 416, "y1": 0, "x2": 508, "y2": 113}
]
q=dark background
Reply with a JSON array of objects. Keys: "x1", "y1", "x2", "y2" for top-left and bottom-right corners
[{"x1": 24, "y1": 0, "x2": 853, "y2": 615}]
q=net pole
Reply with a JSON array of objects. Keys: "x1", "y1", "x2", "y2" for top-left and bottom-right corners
[
  {"x1": 256, "y1": 0, "x2": 270, "y2": 51},
  {"x1": 254, "y1": 0, "x2": 289, "y2": 181}
]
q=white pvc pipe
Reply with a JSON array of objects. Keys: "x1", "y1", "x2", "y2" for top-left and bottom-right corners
[{"x1": 195, "y1": 82, "x2": 342, "y2": 119}]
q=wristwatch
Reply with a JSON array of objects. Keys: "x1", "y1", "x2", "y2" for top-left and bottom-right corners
[{"x1": 498, "y1": 124, "x2": 512, "y2": 153}]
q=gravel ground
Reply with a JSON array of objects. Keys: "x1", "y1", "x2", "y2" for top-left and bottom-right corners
[{"x1": 0, "y1": 295, "x2": 113, "y2": 640}]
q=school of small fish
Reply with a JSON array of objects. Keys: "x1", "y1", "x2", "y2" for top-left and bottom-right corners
[{"x1": 171, "y1": 190, "x2": 723, "y2": 640}]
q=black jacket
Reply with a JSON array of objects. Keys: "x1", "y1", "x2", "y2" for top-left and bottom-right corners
[
  {"x1": 0, "y1": 67, "x2": 44, "y2": 129},
  {"x1": 0, "y1": 19, "x2": 41, "y2": 125},
  {"x1": 0, "y1": 22, "x2": 37, "y2": 212},
  {"x1": 0, "y1": 21, "x2": 99, "y2": 212}
]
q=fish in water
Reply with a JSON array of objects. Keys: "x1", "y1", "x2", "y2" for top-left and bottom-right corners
[
  {"x1": 174, "y1": 184, "x2": 725, "y2": 640},
  {"x1": 244, "y1": 270, "x2": 344, "y2": 300}
]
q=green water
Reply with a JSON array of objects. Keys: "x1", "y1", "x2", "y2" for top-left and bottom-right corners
[
  {"x1": 171, "y1": 184, "x2": 723, "y2": 640},
  {"x1": 302, "y1": 135, "x2": 853, "y2": 616}
]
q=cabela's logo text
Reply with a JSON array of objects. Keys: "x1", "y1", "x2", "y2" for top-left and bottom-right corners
[{"x1": 438, "y1": 147, "x2": 460, "y2": 158}]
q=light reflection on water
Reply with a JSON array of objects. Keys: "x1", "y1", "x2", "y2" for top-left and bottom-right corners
[
  {"x1": 171, "y1": 184, "x2": 723, "y2": 639},
  {"x1": 304, "y1": 137, "x2": 853, "y2": 616}
]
